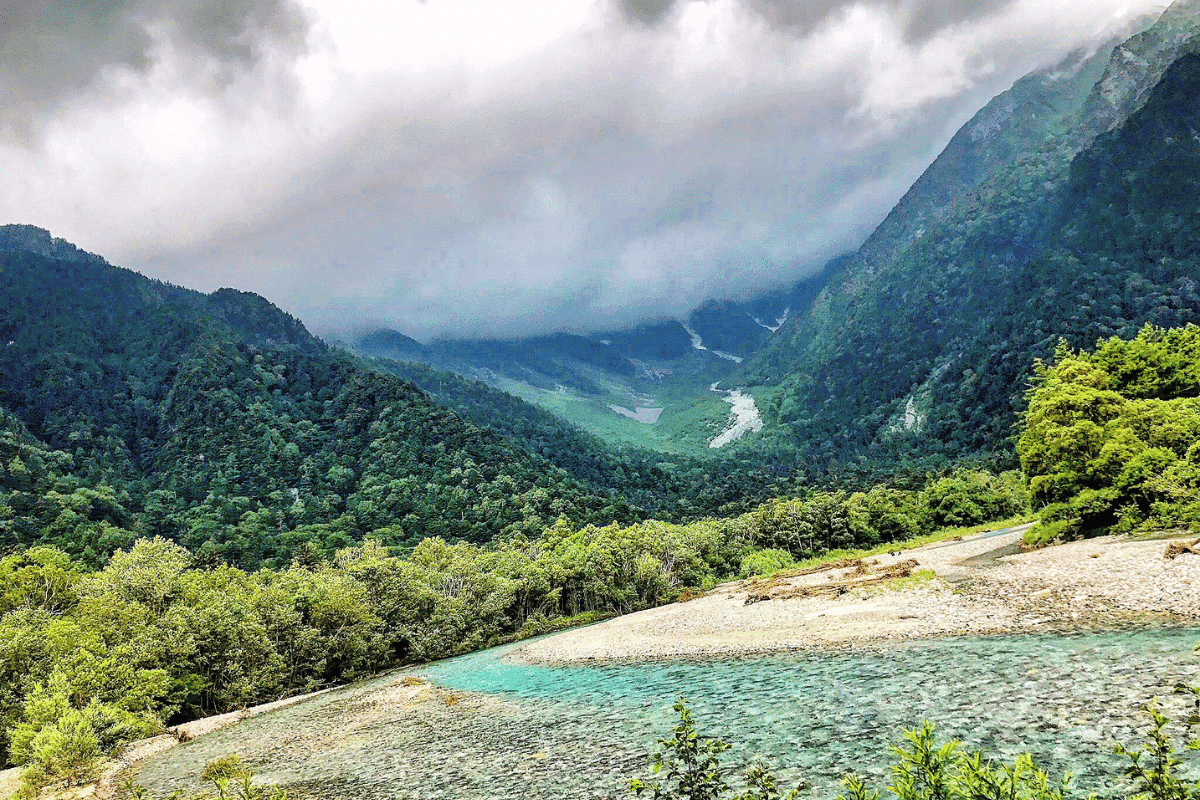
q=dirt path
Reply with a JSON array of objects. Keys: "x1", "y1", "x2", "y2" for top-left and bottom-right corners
[{"x1": 513, "y1": 527, "x2": 1200, "y2": 664}]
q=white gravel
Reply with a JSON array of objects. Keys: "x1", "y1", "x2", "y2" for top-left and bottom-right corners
[
  {"x1": 512, "y1": 528, "x2": 1200, "y2": 664},
  {"x1": 709, "y1": 390, "x2": 764, "y2": 448}
]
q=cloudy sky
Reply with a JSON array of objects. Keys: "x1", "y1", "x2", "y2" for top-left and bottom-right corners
[{"x1": 0, "y1": 0, "x2": 1165, "y2": 340}]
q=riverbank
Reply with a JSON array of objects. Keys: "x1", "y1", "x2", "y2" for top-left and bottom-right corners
[
  {"x1": 121, "y1": 626, "x2": 1200, "y2": 800},
  {"x1": 0, "y1": 689, "x2": 333, "y2": 800},
  {"x1": 8, "y1": 528, "x2": 1199, "y2": 799},
  {"x1": 512, "y1": 527, "x2": 1200, "y2": 663}
]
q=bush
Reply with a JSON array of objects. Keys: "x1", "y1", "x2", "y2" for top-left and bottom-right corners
[
  {"x1": 1113, "y1": 690, "x2": 1200, "y2": 800},
  {"x1": 921, "y1": 471, "x2": 1028, "y2": 529},
  {"x1": 1022, "y1": 520, "x2": 1077, "y2": 548},
  {"x1": 738, "y1": 549, "x2": 796, "y2": 579},
  {"x1": 630, "y1": 697, "x2": 804, "y2": 800},
  {"x1": 126, "y1": 754, "x2": 291, "y2": 800},
  {"x1": 15, "y1": 709, "x2": 101, "y2": 795},
  {"x1": 10, "y1": 673, "x2": 148, "y2": 768}
]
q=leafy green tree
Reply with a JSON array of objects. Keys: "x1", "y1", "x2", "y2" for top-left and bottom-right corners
[{"x1": 1018, "y1": 325, "x2": 1200, "y2": 539}]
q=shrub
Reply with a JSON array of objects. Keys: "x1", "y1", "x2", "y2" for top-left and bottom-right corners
[
  {"x1": 630, "y1": 697, "x2": 804, "y2": 800},
  {"x1": 840, "y1": 722, "x2": 1071, "y2": 800},
  {"x1": 126, "y1": 754, "x2": 291, "y2": 800},
  {"x1": 738, "y1": 549, "x2": 796, "y2": 579},
  {"x1": 15, "y1": 709, "x2": 102, "y2": 796},
  {"x1": 10, "y1": 673, "x2": 148, "y2": 767},
  {"x1": 1113, "y1": 691, "x2": 1200, "y2": 800}
]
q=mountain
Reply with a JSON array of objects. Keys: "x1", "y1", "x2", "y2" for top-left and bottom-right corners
[
  {"x1": 356, "y1": 355, "x2": 795, "y2": 516},
  {"x1": 343, "y1": 2, "x2": 1200, "y2": 474},
  {"x1": 0, "y1": 224, "x2": 805, "y2": 567},
  {"x1": 8, "y1": 4, "x2": 1197, "y2": 569},
  {"x1": 351, "y1": 263, "x2": 835, "y2": 454},
  {"x1": 0, "y1": 229, "x2": 665, "y2": 567},
  {"x1": 736, "y1": 1, "x2": 1200, "y2": 471}
]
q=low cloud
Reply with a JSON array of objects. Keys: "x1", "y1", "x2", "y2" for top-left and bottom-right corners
[
  {"x1": 618, "y1": 0, "x2": 680, "y2": 25},
  {"x1": 618, "y1": 0, "x2": 1020, "y2": 41},
  {"x1": 0, "y1": 0, "x2": 1163, "y2": 340}
]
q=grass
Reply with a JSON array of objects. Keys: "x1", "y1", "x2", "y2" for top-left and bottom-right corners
[
  {"x1": 490, "y1": 375, "x2": 728, "y2": 455},
  {"x1": 1022, "y1": 519, "x2": 1074, "y2": 548},
  {"x1": 862, "y1": 568, "x2": 940, "y2": 595},
  {"x1": 485, "y1": 351, "x2": 752, "y2": 456},
  {"x1": 654, "y1": 395, "x2": 733, "y2": 451}
]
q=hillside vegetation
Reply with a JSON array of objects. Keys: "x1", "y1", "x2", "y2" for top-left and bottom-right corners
[
  {"x1": 0, "y1": 468, "x2": 1024, "y2": 793},
  {"x1": 1019, "y1": 324, "x2": 1200, "y2": 543},
  {"x1": 0, "y1": 227, "x2": 796, "y2": 571},
  {"x1": 740, "y1": 7, "x2": 1200, "y2": 472}
]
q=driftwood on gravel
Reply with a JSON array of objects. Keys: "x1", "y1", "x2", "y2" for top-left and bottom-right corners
[
  {"x1": 1165, "y1": 538, "x2": 1200, "y2": 559},
  {"x1": 743, "y1": 556, "x2": 878, "y2": 588},
  {"x1": 741, "y1": 558, "x2": 872, "y2": 597},
  {"x1": 744, "y1": 559, "x2": 921, "y2": 605}
]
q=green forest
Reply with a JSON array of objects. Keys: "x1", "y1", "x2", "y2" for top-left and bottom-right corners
[
  {"x1": 0, "y1": 234, "x2": 800, "y2": 574},
  {"x1": 5, "y1": 309, "x2": 1196, "y2": 796},
  {"x1": 1, "y1": 8, "x2": 1200, "y2": 800},
  {"x1": 1019, "y1": 324, "x2": 1200, "y2": 543}
]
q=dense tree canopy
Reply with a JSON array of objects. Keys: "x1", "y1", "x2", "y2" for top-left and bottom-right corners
[
  {"x1": 1017, "y1": 324, "x2": 1200, "y2": 540},
  {"x1": 0, "y1": 469, "x2": 1024, "y2": 781}
]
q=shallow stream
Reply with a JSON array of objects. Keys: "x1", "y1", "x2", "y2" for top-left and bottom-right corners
[{"x1": 135, "y1": 626, "x2": 1200, "y2": 799}]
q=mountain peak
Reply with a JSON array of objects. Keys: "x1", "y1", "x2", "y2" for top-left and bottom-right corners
[{"x1": 0, "y1": 225, "x2": 103, "y2": 265}]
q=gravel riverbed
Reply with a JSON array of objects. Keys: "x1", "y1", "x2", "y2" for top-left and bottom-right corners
[{"x1": 513, "y1": 528, "x2": 1200, "y2": 664}]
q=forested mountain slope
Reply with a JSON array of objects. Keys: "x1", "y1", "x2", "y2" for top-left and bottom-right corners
[
  {"x1": 741, "y1": 1, "x2": 1200, "y2": 471},
  {"x1": 358, "y1": 356, "x2": 791, "y2": 517},
  {"x1": 0, "y1": 227, "x2": 657, "y2": 567}
]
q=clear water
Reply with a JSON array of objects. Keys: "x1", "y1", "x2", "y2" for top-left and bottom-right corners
[{"x1": 135, "y1": 626, "x2": 1200, "y2": 799}]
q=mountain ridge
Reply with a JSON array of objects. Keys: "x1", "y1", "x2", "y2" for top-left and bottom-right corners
[{"x1": 739, "y1": 2, "x2": 1200, "y2": 469}]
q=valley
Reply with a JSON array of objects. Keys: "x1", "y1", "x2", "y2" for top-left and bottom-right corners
[
  {"x1": 353, "y1": 313, "x2": 783, "y2": 456},
  {"x1": 4, "y1": 1, "x2": 1200, "y2": 799}
]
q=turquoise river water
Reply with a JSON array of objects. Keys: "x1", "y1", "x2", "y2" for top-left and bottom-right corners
[{"x1": 135, "y1": 626, "x2": 1200, "y2": 799}]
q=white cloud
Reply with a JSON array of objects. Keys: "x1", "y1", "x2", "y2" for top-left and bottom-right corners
[{"x1": 0, "y1": 0, "x2": 1167, "y2": 339}]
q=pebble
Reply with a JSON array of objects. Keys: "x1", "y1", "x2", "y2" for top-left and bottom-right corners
[{"x1": 514, "y1": 530, "x2": 1200, "y2": 664}]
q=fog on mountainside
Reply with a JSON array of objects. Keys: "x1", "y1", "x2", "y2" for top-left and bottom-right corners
[
  {"x1": 737, "y1": 0, "x2": 1200, "y2": 471},
  {"x1": 0, "y1": 0, "x2": 1169, "y2": 346},
  {"x1": 5, "y1": 5, "x2": 1200, "y2": 798},
  {"x1": 342, "y1": 1, "x2": 1200, "y2": 472}
]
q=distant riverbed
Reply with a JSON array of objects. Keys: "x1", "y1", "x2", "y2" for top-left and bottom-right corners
[{"x1": 709, "y1": 387, "x2": 763, "y2": 447}]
